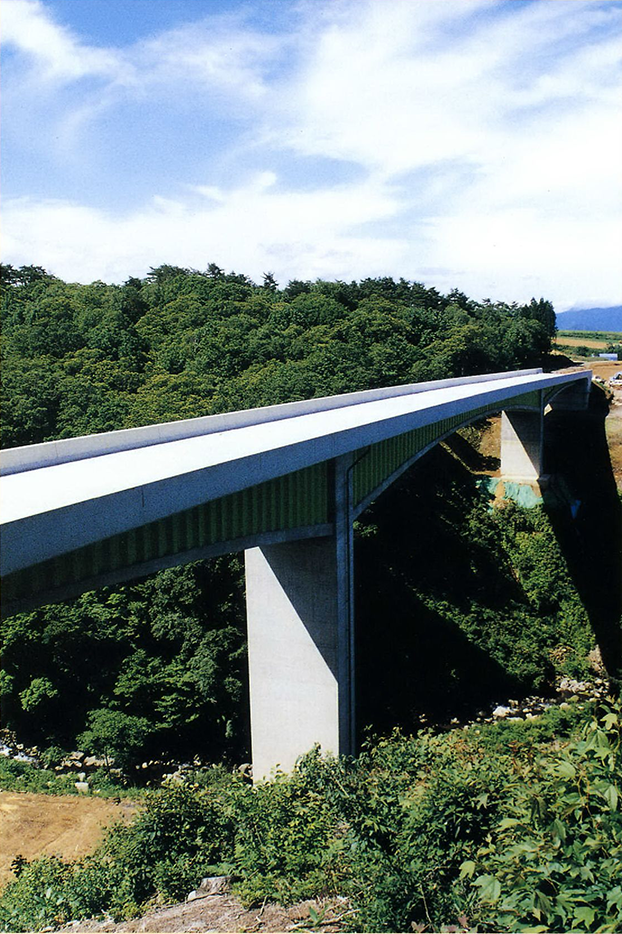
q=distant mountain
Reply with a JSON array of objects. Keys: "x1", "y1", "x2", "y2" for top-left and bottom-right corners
[{"x1": 556, "y1": 306, "x2": 622, "y2": 331}]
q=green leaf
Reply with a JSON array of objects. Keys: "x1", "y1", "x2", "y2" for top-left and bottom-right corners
[
  {"x1": 602, "y1": 713, "x2": 618, "y2": 730},
  {"x1": 607, "y1": 886, "x2": 622, "y2": 909},
  {"x1": 573, "y1": 906, "x2": 596, "y2": 928},
  {"x1": 474, "y1": 874, "x2": 501, "y2": 903},
  {"x1": 551, "y1": 818, "x2": 567, "y2": 841},
  {"x1": 556, "y1": 760, "x2": 576, "y2": 779},
  {"x1": 604, "y1": 784, "x2": 619, "y2": 811},
  {"x1": 460, "y1": 860, "x2": 477, "y2": 879}
]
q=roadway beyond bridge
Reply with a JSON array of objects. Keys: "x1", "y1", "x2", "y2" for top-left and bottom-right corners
[{"x1": 0, "y1": 368, "x2": 591, "y2": 778}]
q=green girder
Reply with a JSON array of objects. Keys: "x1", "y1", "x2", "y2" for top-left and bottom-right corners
[{"x1": 2, "y1": 461, "x2": 331, "y2": 608}]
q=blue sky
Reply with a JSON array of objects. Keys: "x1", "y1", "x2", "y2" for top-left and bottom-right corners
[{"x1": 2, "y1": 0, "x2": 621, "y2": 310}]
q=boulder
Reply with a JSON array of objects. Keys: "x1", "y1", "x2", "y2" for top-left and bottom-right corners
[
  {"x1": 493, "y1": 705, "x2": 511, "y2": 718},
  {"x1": 187, "y1": 876, "x2": 232, "y2": 902}
]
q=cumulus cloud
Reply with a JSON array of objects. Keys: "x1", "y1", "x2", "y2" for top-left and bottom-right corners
[
  {"x1": 0, "y1": 0, "x2": 126, "y2": 81},
  {"x1": 2, "y1": 0, "x2": 621, "y2": 308}
]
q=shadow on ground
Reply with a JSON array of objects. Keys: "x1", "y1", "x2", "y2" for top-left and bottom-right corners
[
  {"x1": 543, "y1": 385, "x2": 622, "y2": 681},
  {"x1": 354, "y1": 447, "x2": 529, "y2": 739}
]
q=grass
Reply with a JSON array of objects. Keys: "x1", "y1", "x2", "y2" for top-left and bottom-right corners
[
  {"x1": 554, "y1": 330, "x2": 622, "y2": 356},
  {"x1": 557, "y1": 330, "x2": 622, "y2": 341},
  {"x1": 0, "y1": 757, "x2": 141, "y2": 797}
]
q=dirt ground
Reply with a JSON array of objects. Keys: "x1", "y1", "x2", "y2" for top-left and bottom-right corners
[
  {"x1": 56, "y1": 895, "x2": 351, "y2": 933},
  {"x1": 0, "y1": 792, "x2": 349, "y2": 931},
  {"x1": 0, "y1": 792, "x2": 136, "y2": 889},
  {"x1": 585, "y1": 360, "x2": 622, "y2": 487}
]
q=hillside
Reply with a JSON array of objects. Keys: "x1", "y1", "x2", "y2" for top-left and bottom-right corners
[
  {"x1": 1, "y1": 266, "x2": 620, "y2": 933},
  {"x1": 556, "y1": 305, "x2": 622, "y2": 331},
  {"x1": 0, "y1": 266, "x2": 563, "y2": 770}
]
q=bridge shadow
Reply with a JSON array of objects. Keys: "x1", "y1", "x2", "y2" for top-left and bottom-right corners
[
  {"x1": 542, "y1": 386, "x2": 622, "y2": 682},
  {"x1": 443, "y1": 427, "x2": 500, "y2": 474},
  {"x1": 354, "y1": 391, "x2": 622, "y2": 741},
  {"x1": 354, "y1": 447, "x2": 536, "y2": 737}
]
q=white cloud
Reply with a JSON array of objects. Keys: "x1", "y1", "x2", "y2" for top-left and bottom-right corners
[
  {"x1": 1, "y1": 174, "x2": 403, "y2": 286},
  {"x1": 135, "y1": 18, "x2": 281, "y2": 103},
  {"x1": 2, "y1": 0, "x2": 621, "y2": 308},
  {"x1": 0, "y1": 0, "x2": 126, "y2": 82}
]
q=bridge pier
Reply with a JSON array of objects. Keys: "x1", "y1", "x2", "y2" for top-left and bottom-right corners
[
  {"x1": 245, "y1": 457, "x2": 355, "y2": 780},
  {"x1": 500, "y1": 408, "x2": 544, "y2": 482}
]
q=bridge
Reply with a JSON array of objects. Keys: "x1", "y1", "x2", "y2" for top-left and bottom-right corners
[{"x1": 0, "y1": 367, "x2": 591, "y2": 778}]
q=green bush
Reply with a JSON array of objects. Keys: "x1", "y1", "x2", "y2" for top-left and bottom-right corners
[
  {"x1": 466, "y1": 698, "x2": 622, "y2": 933},
  {"x1": 0, "y1": 758, "x2": 77, "y2": 795},
  {"x1": 1, "y1": 701, "x2": 619, "y2": 933}
]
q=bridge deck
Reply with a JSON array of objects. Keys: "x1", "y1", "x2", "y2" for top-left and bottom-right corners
[
  {"x1": 1, "y1": 368, "x2": 590, "y2": 582},
  {"x1": 2, "y1": 369, "x2": 582, "y2": 525}
]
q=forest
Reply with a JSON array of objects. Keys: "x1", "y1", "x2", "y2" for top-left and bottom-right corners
[{"x1": 1, "y1": 263, "x2": 620, "y2": 932}]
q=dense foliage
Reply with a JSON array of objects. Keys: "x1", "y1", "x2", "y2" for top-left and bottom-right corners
[
  {"x1": 0, "y1": 263, "x2": 616, "y2": 932},
  {"x1": 0, "y1": 263, "x2": 592, "y2": 768},
  {"x1": 0, "y1": 700, "x2": 619, "y2": 933},
  {"x1": 355, "y1": 447, "x2": 594, "y2": 733},
  {"x1": 0, "y1": 263, "x2": 554, "y2": 448}
]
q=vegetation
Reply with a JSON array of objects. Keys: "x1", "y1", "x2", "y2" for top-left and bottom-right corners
[
  {"x1": 1, "y1": 264, "x2": 570, "y2": 769},
  {"x1": 0, "y1": 699, "x2": 619, "y2": 933},
  {"x1": 0, "y1": 757, "x2": 139, "y2": 798},
  {"x1": 554, "y1": 330, "x2": 622, "y2": 359},
  {"x1": 0, "y1": 262, "x2": 617, "y2": 931}
]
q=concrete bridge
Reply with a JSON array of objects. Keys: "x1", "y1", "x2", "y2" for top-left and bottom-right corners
[{"x1": 0, "y1": 367, "x2": 591, "y2": 778}]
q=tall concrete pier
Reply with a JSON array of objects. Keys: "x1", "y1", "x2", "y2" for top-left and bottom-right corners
[{"x1": 500, "y1": 409, "x2": 544, "y2": 481}]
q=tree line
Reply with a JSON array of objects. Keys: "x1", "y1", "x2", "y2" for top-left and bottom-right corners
[{"x1": 1, "y1": 263, "x2": 578, "y2": 770}]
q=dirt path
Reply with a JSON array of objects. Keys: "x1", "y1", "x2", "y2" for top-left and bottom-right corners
[{"x1": 0, "y1": 793, "x2": 136, "y2": 889}]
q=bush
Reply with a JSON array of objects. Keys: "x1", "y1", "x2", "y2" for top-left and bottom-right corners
[
  {"x1": 465, "y1": 698, "x2": 622, "y2": 932},
  {"x1": 0, "y1": 758, "x2": 77, "y2": 795},
  {"x1": 1, "y1": 702, "x2": 619, "y2": 932}
]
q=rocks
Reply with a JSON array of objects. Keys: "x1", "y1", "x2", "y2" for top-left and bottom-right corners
[
  {"x1": 187, "y1": 875, "x2": 232, "y2": 902},
  {"x1": 588, "y1": 646, "x2": 606, "y2": 676},
  {"x1": 74, "y1": 781, "x2": 90, "y2": 794},
  {"x1": 558, "y1": 677, "x2": 590, "y2": 696},
  {"x1": 83, "y1": 755, "x2": 106, "y2": 768},
  {"x1": 462, "y1": 675, "x2": 610, "y2": 731},
  {"x1": 492, "y1": 705, "x2": 511, "y2": 718},
  {"x1": 61, "y1": 751, "x2": 86, "y2": 769},
  {"x1": 0, "y1": 730, "x2": 39, "y2": 765},
  {"x1": 556, "y1": 675, "x2": 609, "y2": 701}
]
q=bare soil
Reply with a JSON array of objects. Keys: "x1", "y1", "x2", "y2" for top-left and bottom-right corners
[
  {"x1": 56, "y1": 895, "x2": 351, "y2": 933},
  {"x1": 587, "y1": 360, "x2": 622, "y2": 488},
  {"x1": 0, "y1": 792, "x2": 136, "y2": 889}
]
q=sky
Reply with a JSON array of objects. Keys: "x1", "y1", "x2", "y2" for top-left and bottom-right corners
[{"x1": 2, "y1": 0, "x2": 622, "y2": 310}]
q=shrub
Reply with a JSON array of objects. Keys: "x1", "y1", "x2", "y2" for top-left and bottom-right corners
[
  {"x1": 1, "y1": 703, "x2": 618, "y2": 933},
  {"x1": 465, "y1": 698, "x2": 622, "y2": 932}
]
